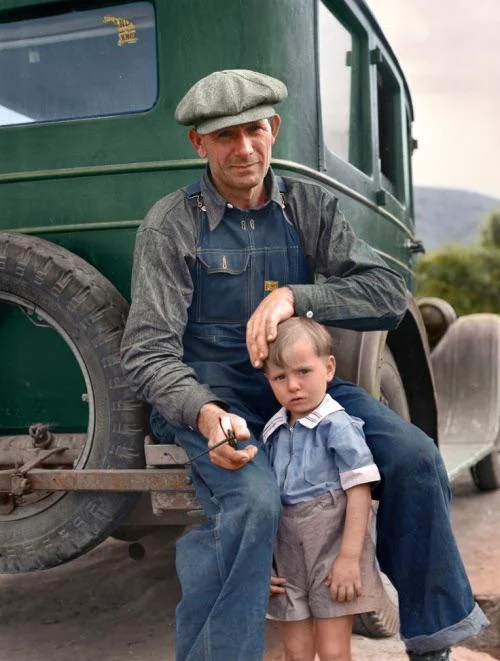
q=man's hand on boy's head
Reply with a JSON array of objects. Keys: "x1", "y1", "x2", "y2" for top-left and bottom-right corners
[
  {"x1": 197, "y1": 405, "x2": 257, "y2": 470},
  {"x1": 246, "y1": 287, "x2": 295, "y2": 368}
]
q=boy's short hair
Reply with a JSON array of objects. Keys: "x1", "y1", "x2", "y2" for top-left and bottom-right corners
[{"x1": 266, "y1": 317, "x2": 334, "y2": 368}]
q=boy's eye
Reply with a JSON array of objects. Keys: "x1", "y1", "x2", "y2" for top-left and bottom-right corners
[
  {"x1": 298, "y1": 368, "x2": 311, "y2": 376},
  {"x1": 273, "y1": 374, "x2": 285, "y2": 382}
]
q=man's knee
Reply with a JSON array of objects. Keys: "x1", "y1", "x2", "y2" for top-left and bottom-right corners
[
  {"x1": 224, "y1": 464, "x2": 282, "y2": 530},
  {"x1": 381, "y1": 425, "x2": 441, "y2": 477},
  {"x1": 378, "y1": 428, "x2": 451, "y2": 505}
]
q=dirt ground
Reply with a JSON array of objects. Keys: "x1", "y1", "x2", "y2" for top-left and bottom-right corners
[{"x1": 0, "y1": 471, "x2": 499, "y2": 661}]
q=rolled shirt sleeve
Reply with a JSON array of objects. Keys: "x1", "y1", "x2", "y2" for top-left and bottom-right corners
[
  {"x1": 327, "y1": 416, "x2": 381, "y2": 491},
  {"x1": 120, "y1": 193, "x2": 224, "y2": 430},
  {"x1": 285, "y1": 178, "x2": 408, "y2": 331}
]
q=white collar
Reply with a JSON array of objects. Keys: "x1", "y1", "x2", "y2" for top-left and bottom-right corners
[{"x1": 262, "y1": 394, "x2": 344, "y2": 443}]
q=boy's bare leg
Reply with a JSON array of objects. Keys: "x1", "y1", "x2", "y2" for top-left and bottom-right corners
[
  {"x1": 277, "y1": 618, "x2": 315, "y2": 661},
  {"x1": 314, "y1": 615, "x2": 354, "y2": 661}
]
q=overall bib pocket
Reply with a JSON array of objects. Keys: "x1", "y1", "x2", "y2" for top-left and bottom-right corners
[{"x1": 192, "y1": 249, "x2": 251, "y2": 323}]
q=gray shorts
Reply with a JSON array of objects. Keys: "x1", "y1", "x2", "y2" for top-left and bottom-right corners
[{"x1": 268, "y1": 491, "x2": 385, "y2": 621}]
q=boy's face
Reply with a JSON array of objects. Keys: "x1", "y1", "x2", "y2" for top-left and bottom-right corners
[{"x1": 265, "y1": 339, "x2": 336, "y2": 424}]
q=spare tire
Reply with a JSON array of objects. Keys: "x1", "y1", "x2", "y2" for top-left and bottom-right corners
[{"x1": 0, "y1": 232, "x2": 145, "y2": 573}]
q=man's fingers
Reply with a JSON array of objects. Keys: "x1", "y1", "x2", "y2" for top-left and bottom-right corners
[
  {"x1": 218, "y1": 415, "x2": 233, "y2": 438},
  {"x1": 246, "y1": 287, "x2": 295, "y2": 367},
  {"x1": 270, "y1": 575, "x2": 287, "y2": 595},
  {"x1": 246, "y1": 315, "x2": 267, "y2": 367},
  {"x1": 230, "y1": 417, "x2": 251, "y2": 442},
  {"x1": 210, "y1": 415, "x2": 250, "y2": 449},
  {"x1": 209, "y1": 443, "x2": 258, "y2": 470}
]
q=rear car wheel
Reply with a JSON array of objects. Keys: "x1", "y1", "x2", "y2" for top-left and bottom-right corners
[
  {"x1": 470, "y1": 451, "x2": 500, "y2": 491},
  {"x1": 353, "y1": 345, "x2": 406, "y2": 639}
]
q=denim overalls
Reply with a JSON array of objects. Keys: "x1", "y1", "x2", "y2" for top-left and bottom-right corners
[{"x1": 152, "y1": 178, "x2": 486, "y2": 661}]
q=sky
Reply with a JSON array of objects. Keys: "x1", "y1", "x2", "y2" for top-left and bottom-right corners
[{"x1": 367, "y1": 0, "x2": 500, "y2": 199}]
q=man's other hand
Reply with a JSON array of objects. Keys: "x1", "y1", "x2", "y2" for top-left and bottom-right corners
[
  {"x1": 197, "y1": 404, "x2": 256, "y2": 470},
  {"x1": 270, "y1": 575, "x2": 287, "y2": 596},
  {"x1": 246, "y1": 287, "x2": 295, "y2": 368}
]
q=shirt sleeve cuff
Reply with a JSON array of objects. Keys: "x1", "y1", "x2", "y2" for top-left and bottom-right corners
[
  {"x1": 288, "y1": 284, "x2": 315, "y2": 317},
  {"x1": 182, "y1": 388, "x2": 230, "y2": 431},
  {"x1": 340, "y1": 464, "x2": 381, "y2": 491}
]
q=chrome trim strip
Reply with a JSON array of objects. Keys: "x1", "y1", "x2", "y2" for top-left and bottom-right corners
[{"x1": 271, "y1": 159, "x2": 414, "y2": 238}]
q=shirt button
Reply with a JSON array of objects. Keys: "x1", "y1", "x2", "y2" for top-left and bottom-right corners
[{"x1": 306, "y1": 310, "x2": 314, "y2": 319}]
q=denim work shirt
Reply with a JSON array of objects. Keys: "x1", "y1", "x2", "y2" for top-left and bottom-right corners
[
  {"x1": 262, "y1": 394, "x2": 381, "y2": 505},
  {"x1": 121, "y1": 168, "x2": 408, "y2": 430}
]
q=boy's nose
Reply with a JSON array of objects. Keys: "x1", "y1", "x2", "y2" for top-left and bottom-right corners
[{"x1": 287, "y1": 377, "x2": 300, "y2": 391}]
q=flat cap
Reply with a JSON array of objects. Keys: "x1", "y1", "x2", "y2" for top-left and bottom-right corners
[{"x1": 175, "y1": 69, "x2": 288, "y2": 134}]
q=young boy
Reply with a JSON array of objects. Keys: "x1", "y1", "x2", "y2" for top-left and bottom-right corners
[{"x1": 262, "y1": 317, "x2": 385, "y2": 661}]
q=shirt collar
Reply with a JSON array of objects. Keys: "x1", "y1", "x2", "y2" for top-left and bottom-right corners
[
  {"x1": 199, "y1": 167, "x2": 283, "y2": 231},
  {"x1": 262, "y1": 394, "x2": 345, "y2": 442}
]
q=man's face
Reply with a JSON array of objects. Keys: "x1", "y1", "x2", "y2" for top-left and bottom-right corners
[{"x1": 189, "y1": 116, "x2": 281, "y2": 199}]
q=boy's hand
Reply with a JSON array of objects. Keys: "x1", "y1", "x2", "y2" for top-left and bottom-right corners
[
  {"x1": 270, "y1": 575, "x2": 287, "y2": 595},
  {"x1": 325, "y1": 554, "x2": 362, "y2": 602}
]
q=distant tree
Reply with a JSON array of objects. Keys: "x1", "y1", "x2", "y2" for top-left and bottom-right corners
[
  {"x1": 416, "y1": 243, "x2": 500, "y2": 316},
  {"x1": 479, "y1": 210, "x2": 500, "y2": 248}
]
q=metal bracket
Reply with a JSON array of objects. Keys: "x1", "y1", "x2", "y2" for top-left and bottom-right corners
[
  {"x1": 1, "y1": 446, "x2": 67, "y2": 497},
  {"x1": 0, "y1": 468, "x2": 194, "y2": 494}
]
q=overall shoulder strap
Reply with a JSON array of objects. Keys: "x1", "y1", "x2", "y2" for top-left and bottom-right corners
[
  {"x1": 183, "y1": 179, "x2": 202, "y2": 202},
  {"x1": 275, "y1": 175, "x2": 289, "y2": 211},
  {"x1": 183, "y1": 179, "x2": 207, "y2": 222},
  {"x1": 276, "y1": 175, "x2": 287, "y2": 196}
]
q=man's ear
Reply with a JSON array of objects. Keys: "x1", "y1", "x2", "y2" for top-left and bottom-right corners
[
  {"x1": 188, "y1": 129, "x2": 207, "y2": 158},
  {"x1": 269, "y1": 114, "x2": 281, "y2": 143},
  {"x1": 326, "y1": 355, "x2": 336, "y2": 382}
]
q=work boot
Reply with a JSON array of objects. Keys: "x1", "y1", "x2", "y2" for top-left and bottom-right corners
[{"x1": 407, "y1": 649, "x2": 451, "y2": 661}]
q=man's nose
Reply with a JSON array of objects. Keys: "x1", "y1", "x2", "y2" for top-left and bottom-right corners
[{"x1": 234, "y1": 133, "x2": 254, "y2": 156}]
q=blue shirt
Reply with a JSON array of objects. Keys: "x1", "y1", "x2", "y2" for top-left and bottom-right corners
[{"x1": 262, "y1": 394, "x2": 380, "y2": 505}]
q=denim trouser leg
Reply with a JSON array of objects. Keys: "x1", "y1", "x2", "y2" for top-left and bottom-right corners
[
  {"x1": 171, "y1": 427, "x2": 281, "y2": 661},
  {"x1": 329, "y1": 378, "x2": 489, "y2": 653}
]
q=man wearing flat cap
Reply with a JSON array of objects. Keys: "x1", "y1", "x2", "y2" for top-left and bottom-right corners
[{"x1": 122, "y1": 70, "x2": 487, "y2": 661}]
